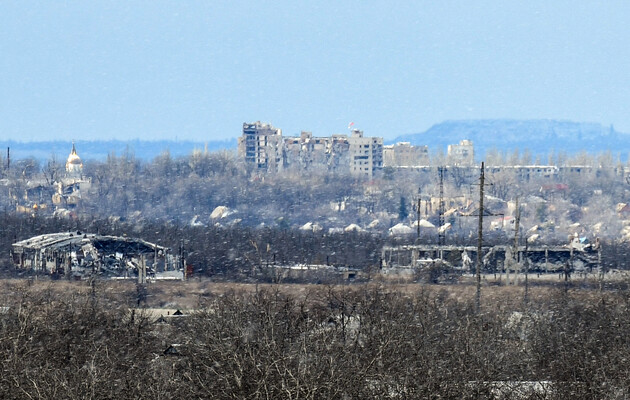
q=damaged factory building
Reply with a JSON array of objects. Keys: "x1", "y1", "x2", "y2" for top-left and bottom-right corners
[
  {"x1": 381, "y1": 239, "x2": 602, "y2": 275},
  {"x1": 11, "y1": 232, "x2": 184, "y2": 280}
]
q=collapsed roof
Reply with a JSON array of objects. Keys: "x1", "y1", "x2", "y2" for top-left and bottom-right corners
[{"x1": 12, "y1": 232, "x2": 167, "y2": 255}]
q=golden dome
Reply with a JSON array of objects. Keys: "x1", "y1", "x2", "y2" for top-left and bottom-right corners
[
  {"x1": 66, "y1": 142, "x2": 83, "y2": 174},
  {"x1": 67, "y1": 154, "x2": 82, "y2": 164}
]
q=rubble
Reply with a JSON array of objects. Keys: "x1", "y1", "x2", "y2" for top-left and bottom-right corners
[{"x1": 11, "y1": 232, "x2": 181, "y2": 279}]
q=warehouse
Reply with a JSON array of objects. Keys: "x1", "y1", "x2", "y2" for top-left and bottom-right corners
[
  {"x1": 11, "y1": 232, "x2": 180, "y2": 279},
  {"x1": 381, "y1": 242, "x2": 601, "y2": 273}
]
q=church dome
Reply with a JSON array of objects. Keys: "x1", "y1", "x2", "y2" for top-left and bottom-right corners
[
  {"x1": 66, "y1": 143, "x2": 83, "y2": 175},
  {"x1": 67, "y1": 153, "x2": 82, "y2": 164}
]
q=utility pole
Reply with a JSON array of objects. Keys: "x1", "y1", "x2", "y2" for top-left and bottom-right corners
[
  {"x1": 565, "y1": 245, "x2": 572, "y2": 294},
  {"x1": 138, "y1": 255, "x2": 146, "y2": 284},
  {"x1": 514, "y1": 197, "x2": 520, "y2": 258},
  {"x1": 512, "y1": 197, "x2": 521, "y2": 285},
  {"x1": 516, "y1": 197, "x2": 529, "y2": 303},
  {"x1": 524, "y1": 239, "x2": 529, "y2": 305},
  {"x1": 417, "y1": 194, "x2": 421, "y2": 240},
  {"x1": 136, "y1": 255, "x2": 147, "y2": 306},
  {"x1": 476, "y1": 161, "x2": 485, "y2": 312},
  {"x1": 597, "y1": 238, "x2": 603, "y2": 293},
  {"x1": 438, "y1": 166, "x2": 445, "y2": 246}
]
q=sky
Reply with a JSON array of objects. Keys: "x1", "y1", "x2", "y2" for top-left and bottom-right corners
[{"x1": 1, "y1": 1, "x2": 630, "y2": 142}]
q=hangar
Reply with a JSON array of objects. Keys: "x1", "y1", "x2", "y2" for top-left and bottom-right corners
[{"x1": 11, "y1": 232, "x2": 181, "y2": 279}]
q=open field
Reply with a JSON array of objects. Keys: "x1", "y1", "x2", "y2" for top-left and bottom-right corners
[{"x1": 2, "y1": 271, "x2": 629, "y2": 311}]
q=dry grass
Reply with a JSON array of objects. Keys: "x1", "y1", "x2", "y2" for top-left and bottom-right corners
[{"x1": 0, "y1": 275, "x2": 622, "y2": 312}]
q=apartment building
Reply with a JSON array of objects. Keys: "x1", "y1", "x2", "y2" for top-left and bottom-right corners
[
  {"x1": 447, "y1": 139, "x2": 475, "y2": 166},
  {"x1": 238, "y1": 122, "x2": 284, "y2": 172},
  {"x1": 284, "y1": 131, "x2": 330, "y2": 171},
  {"x1": 383, "y1": 142, "x2": 430, "y2": 167},
  {"x1": 346, "y1": 129, "x2": 383, "y2": 178},
  {"x1": 238, "y1": 122, "x2": 383, "y2": 177}
]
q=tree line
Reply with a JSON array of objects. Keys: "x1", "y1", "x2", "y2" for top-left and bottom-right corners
[
  {"x1": 3, "y1": 213, "x2": 630, "y2": 279},
  {"x1": 2, "y1": 147, "x2": 630, "y2": 242},
  {"x1": 1, "y1": 282, "x2": 630, "y2": 398}
]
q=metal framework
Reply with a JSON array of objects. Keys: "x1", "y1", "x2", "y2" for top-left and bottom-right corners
[{"x1": 11, "y1": 231, "x2": 180, "y2": 279}]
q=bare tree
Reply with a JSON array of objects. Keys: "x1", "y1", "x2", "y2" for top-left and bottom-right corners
[{"x1": 42, "y1": 154, "x2": 63, "y2": 185}]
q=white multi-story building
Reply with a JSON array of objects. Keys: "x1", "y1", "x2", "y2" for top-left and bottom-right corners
[
  {"x1": 346, "y1": 129, "x2": 383, "y2": 178},
  {"x1": 383, "y1": 142, "x2": 430, "y2": 167},
  {"x1": 238, "y1": 123, "x2": 383, "y2": 177},
  {"x1": 447, "y1": 139, "x2": 475, "y2": 166}
]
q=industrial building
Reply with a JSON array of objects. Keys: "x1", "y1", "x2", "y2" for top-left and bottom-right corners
[
  {"x1": 381, "y1": 242, "x2": 601, "y2": 274},
  {"x1": 11, "y1": 232, "x2": 181, "y2": 279}
]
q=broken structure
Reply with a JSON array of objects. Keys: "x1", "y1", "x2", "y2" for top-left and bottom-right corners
[
  {"x1": 381, "y1": 242, "x2": 601, "y2": 274},
  {"x1": 238, "y1": 121, "x2": 384, "y2": 177},
  {"x1": 11, "y1": 232, "x2": 181, "y2": 279}
]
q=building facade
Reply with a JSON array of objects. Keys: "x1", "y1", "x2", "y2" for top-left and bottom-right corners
[
  {"x1": 283, "y1": 131, "x2": 330, "y2": 172},
  {"x1": 238, "y1": 122, "x2": 284, "y2": 172},
  {"x1": 238, "y1": 122, "x2": 383, "y2": 177},
  {"x1": 383, "y1": 142, "x2": 430, "y2": 167},
  {"x1": 447, "y1": 139, "x2": 475, "y2": 166},
  {"x1": 346, "y1": 129, "x2": 383, "y2": 178}
]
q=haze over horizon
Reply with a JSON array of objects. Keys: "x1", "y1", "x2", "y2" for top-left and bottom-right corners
[{"x1": 2, "y1": 1, "x2": 629, "y2": 142}]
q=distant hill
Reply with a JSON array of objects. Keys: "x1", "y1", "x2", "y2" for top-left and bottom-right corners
[
  {"x1": 6, "y1": 120, "x2": 629, "y2": 163},
  {"x1": 390, "y1": 120, "x2": 630, "y2": 160},
  {"x1": 0, "y1": 138, "x2": 237, "y2": 162}
]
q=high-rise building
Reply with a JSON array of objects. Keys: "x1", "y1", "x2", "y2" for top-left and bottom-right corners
[
  {"x1": 383, "y1": 142, "x2": 430, "y2": 167},
  {"x1": 283, "y1": 131, "x2": 330, "y2": 171},
  {"x1": 346, "y1": 129, "x2": 383, "y2": 178},
  {"x1": 447, "y1": 139, "x2": 475, "y2": 166},
  {"x1": 238, "y1": 122, "x2": 383, "y2": 177},
  {"x1": 238, "y1": 122, "x2": 284, "y2": 172}
]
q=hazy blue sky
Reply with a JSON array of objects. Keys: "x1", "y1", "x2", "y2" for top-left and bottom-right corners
[{"x1": 1, "y1": 1, "x2": 629, "y2": 141}]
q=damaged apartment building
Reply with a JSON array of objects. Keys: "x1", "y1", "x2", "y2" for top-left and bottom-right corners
[
  {"x1": 11, "y1": 232, "x2": 182, "y2": 280},
  {"x1": 238, "y1": 121, "x2": 383, "y2": 178}
]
